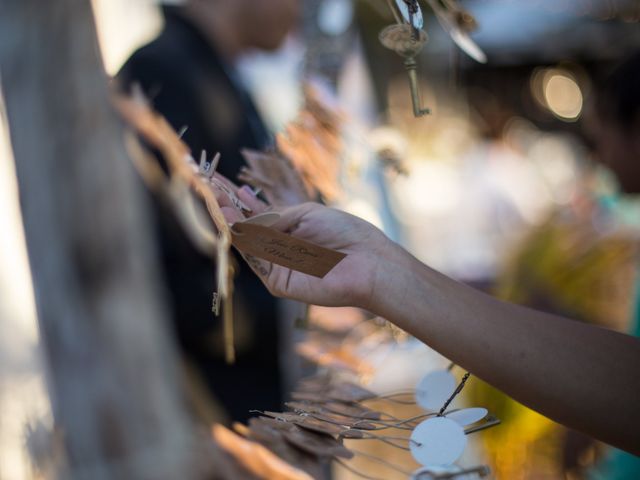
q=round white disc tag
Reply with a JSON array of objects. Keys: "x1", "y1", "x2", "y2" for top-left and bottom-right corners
[
  {"x1": 445, "y1": 407, "x2": 488, "y2": 427},
  {"x1": 415, "y1": 370, "x2": 456, "y2": 411},
  {"x1": 410, "y1": 417, "x2": 467, "y2": 466}
]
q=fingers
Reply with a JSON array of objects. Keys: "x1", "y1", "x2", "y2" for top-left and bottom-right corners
[
  {"x1": 239, "y1": 252, "x2": 295, "y2": 301},
  {"x1": 221, "y1": 206, "x2": 245, "y2": 225},
  {"x1": 212, "y1": 172, "x2": 240, "y2": 192},
  {"x1": 270, "y1": 202, "x2": 320, "y2": 234},
  {"x1": 240, "y1": 253, "x2": 270, "y2": 276},
  {"x1": 210, "y1": 181, "x2": 237, "y2": 210},
  {"x1": 209, "y1": 171, "x2": 269, "y2": 216},
  {"x1": 237, "y1": 186, "x2": 269, "y2": 215}
]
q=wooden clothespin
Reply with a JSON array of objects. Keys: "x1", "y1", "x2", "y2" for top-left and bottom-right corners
[{"x1": 199, "y1": 150, "x2": 221, "y2": 179}]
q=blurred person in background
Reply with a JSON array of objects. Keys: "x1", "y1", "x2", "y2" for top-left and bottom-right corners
[{"x1": 117, "y1": 0, "x2": 299, "y2": 422}]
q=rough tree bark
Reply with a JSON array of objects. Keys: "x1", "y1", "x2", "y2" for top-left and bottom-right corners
[{"x1": 0, "y1": 1, "x2": 200, "y2": 479}]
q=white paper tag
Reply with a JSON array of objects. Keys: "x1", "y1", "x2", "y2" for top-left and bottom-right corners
[
  {"x1": 444, "y1": 408, "x2": 488, "y2": 427},
  {"x1": 410, "y1": 417, "x2": 467, "y2": 466},
  {"x1": 415, "y1": 370, "x2": 456, "y2": 411}
]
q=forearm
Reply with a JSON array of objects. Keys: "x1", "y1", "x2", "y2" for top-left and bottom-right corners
[{"x1": 366, "y1": 244, "x2": 640, "y2": 454}]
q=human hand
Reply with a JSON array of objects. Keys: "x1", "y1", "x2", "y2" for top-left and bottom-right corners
[
  {"x1": 233, "y1": 202, "x2": 396, "y2": 309},
  {"x1": 209, "y1": 173, "x2": 402, "y2": 309}
]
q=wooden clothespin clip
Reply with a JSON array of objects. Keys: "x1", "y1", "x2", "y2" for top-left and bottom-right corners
[{"x1": 198, "y1": 150, "x2": 221, "y2": 179}]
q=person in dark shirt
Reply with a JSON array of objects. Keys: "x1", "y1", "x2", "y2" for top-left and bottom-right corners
[{"x1": 117, "y1": 0, "x2": 299, "y2": 422}]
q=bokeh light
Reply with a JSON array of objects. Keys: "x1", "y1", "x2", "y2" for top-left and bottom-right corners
[
  {"x1": 543, "y1": 70, "x2": 583, "y2": 120},
  {"x1": 531, "y1": 67, "x2": 584, "y2": 121}
]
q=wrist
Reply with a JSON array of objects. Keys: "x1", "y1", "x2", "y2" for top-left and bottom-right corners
[{"x1": 355, "y1": 239, "x2": 416, "y2": 316}]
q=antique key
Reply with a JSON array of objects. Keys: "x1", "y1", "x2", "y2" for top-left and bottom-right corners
[{"x1": 381, "y1": 0, "x2": 431, "y2": 117}]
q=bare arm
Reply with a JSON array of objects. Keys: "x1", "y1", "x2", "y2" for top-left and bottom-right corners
[
  {"x1": 220, "y1": 193, "x2": 640, "y2": 455},
  {"x1": 368, "y1": 245, "x2": 640, "y2": 455}
]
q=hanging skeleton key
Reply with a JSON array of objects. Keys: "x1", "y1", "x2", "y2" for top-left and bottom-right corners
[{"x1": 381, "y1": 1, "x2": 431, "y2": 117}]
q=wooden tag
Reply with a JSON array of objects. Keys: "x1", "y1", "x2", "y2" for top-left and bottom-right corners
[
  {"x1": 250, "y1": 417, "x2": 353, "y2": 460},
  {"x1": 282, "y1": 427, "x2": 354, "y2": 459},
  {"x1": 326, "y1": 382, "x2": 376, "y2": 403},
  {"x1": 285, "y1": 402, "x2": 377, "y2": 430},
  {"x1": 231, "y1": 222, "x2": 346, "y2": 278},
  {"x1": 261, "y1": 412, "x2": 346, "y2": 438},
  {"x1": 212, "y1": 424, "x2": 314, "y2": 480},
  {"x1": 322, "y1": 401, "x2": 382, "y2": 420}
]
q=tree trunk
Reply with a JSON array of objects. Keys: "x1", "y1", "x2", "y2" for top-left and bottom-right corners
[{"x1": 0, "y1": 1, "x2": 199, "y2": 478}]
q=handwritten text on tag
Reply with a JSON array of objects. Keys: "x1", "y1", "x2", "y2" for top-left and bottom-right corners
[{"x1": 231, "y1": 222, "x2": 346, "y2": 278}]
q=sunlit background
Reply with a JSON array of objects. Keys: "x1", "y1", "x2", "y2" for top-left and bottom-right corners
[
  {"x1": 0, "y1": 86, "x2": 49, "y2": 480},
  {"x1": 1, "y1": 0, "x2": 639, "y2": 478}
]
